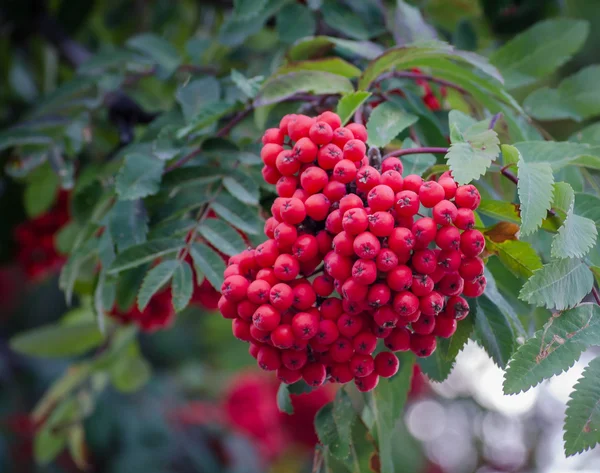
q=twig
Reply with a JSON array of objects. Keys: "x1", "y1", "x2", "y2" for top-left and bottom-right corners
[
  {"x1": 375, "y1": 71, "x2": 468, "y2": 95},
  {"x1": 354, "y1": 106, "x2": 364, "y2": 125},
  {"x1": 592, "y1": 287, "x2": 600, "y2": 306},
  {"x1": 500, "y1": 168, "x2": 518, "y2": 185},
  {"x1": 489, "y1": 112, "x2": 503, "y2": 130}
]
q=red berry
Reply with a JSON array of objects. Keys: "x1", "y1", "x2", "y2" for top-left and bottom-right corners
[
  {"x1": 445, "y1": 295, "x2": 470, "y2": 320},
  {"x1": 353, "y1": 332, "x2": 377, "y2": 355},
  {"x1": 412, "y1": 249, "x2": 438, "y2": 274},
  {"x1": 257, "y1": 346, "x2": 281, "y2": 371},
  {"x1": 325, "y1": 209, "x2": 343, "y2": 234},
  {"x1": 434, "y1": 315, "x2": 457, "y2": 338},
  {"x1": 320, "y1": 298, "x2": 343, "y2": 321},
  {"x1": 255, "y1": 240, "x2": 279, "y2": 267},
  {"x1": 292, "y1": 283, "x2": 317, "y2": 310},
  {"x1": 309, "y1": 121, "x2": 334, "y2": 145},
  {"x1": 419, "y1": 181, "x2": 445, "y2": 208},
  {"x1": 367, "y1": 283, "x2": 392, "y2": 309},
  {"x1": 419, "y1": 291, "x2": 444, "y2": 316},
  {"x1": 460, "y1": 229, "x2": 485, "y2": 257},
  {"x1": 432, "y1": 200, "x2": 458, "y2": 225},
  {"x1": 333, "y1": 127, "x2": 355, "y2": 149},
  {"x1": 276, "y1": 175, "x2": 298, "y2": 197},
  {"x1": 262, "y1": 165, "x2": 281, "y2": 184},
  {"x1": 247, "y1": 279, "x2": 272, "y2": 304},
  {"x1": 280, "y1": 197, "x2": 306, "y2": 225},
  {"x1": 300, "y1": 166, "x2": 328, "y2": 194},
  {"x1": 271, "y1": 324, "x2": 295, "y2": 349},
  {"x1": 381, "y1": 170, "x2": 404, "y2": 193},
  {"x1": 318, "y1": 111, "x2": 342, "y2": 130},
  {"x1": 342, "y1": 208, "x2": 369, "y2": 235},
  {"x1": 412, "y1": 218, "x2": 437, "y2": 248},
  {"x1": 292, "y1": 234, "x2": 319, "y2": 262},
  {"x1": 264, "y1": 217, "x2": 278, "y2": 239},
  {"x1": 305, "y1": 193, "x2": 330, "y2": 221},
  {"x1": 463, "y1": 275, "x2": 486, "y2": 297},
  {"x1": 324, "y1": 252, "x2": 353, "y2": 280},
  {"x1": 386, "y1": 265, "x2": 413, "y2": 291},
  {"x1": 395, "y1": 190, "x2": 420, "y2": 216},
  {"x1": 341, "y1": 278, "x2": 369, "y2": 302},
  {"x1": 403, "y1": 174, "x2": 423, "y2": 193},
  {"x1": 317, "y1": 143, "x2": 343, "y2": 170},
  {"x1": 439, "y1": 177, "x2": 457, "y2": 199},
  {"x1": 274, "y1": 222, "x2": 298, "y2": 249},
  {"x1": 330, "y1": 337, "x2": 354, "y2": 362},
  {"x1": 393, "y1": 291, "x2": 419, "y2": 316},
  {"x1": 337, "y1": 313, "x2": 364, "y2": 338},
  {"x1": 368, "y1": 185, "x2": 395, "y2": 211},
  {"x1": 388, "y1": 227, "x2": 415, "y2": 254},
  {"x1": 356, "y1": 166, "x2": 381, "y2": 192},
  {"x1": 277, "y1": 367, "x2": 302, "y2": 384},
  {"x1": 437, "y1": 249, "x2": 462, "y2": 272},
  {"x1": 333, "y1": 231, "x2": 355, "y2": 257},
  {"x1": 375, "y1": 352, "x2": 399, "y2": 378},
  {"x1": 412, "y1": 313, "x2": 436, "y2": 335},
  {"x1": 252, "y1": 304, "x2": 281, "y2": 331},
  {"x1": 313, "y1": 274, "x2": 334, "y2": 297},
  {"x1": 355, "y1": 372, "x2": 379, "y2": 392},
  {"x1": 455, "y1": 208, "x2": 475, "y2": 230},
  {"x1": 261, "y1": 143, "x2": 283, "y2": 166},
  {"x1": 276, "y1": 150, "x2": 300, "y2": 176},
  {"x1": 435, "y1": 225, "x2": 460, "y2": 251},
  {"x1": 352, "y1": 259, "x2": 378, "y2": 285},
  {"x1": 219, "y1": 296, "x2": 238, "y2": 319},
  {"x1": 292, "y1": 311, "x2": 320, "y2": 340},
  {"x1": 288, "y1": 115, "x2": 314, "y2": 141},
  {"x1": 353, "y1": 232, "x2": 381, "y2": 259},
  {"x1": 282, "y1": 349, "x2": 308, "y2": 370},
  {"x1": 382, "y1": 157, "x2": 404, "y2": 174},
  {"x1": 339, "y1": 194, "x2": 364, "y2": 214},
  {"x1": 374, "y1": 306, "x2": 399, "y2": 328},
  {"x1": 221, "y1": 275, "x2": 249, "y2": 301},
  {"x1": 384, "y1": 327, "x2": 411, "y2": 352},
  {"x1": 262, "y1": 128, "x2": 285, "y2": 145},
  {"x1": 346, "y1": 123, "x2": 368, "y2": 142},
  {"x1": 375, "y1": 248, "x2": 399, "y2": 272},
  {"x1": 459, "y1": 257, "x2": 484, "y2": 280},
  {"x1": 323, "y1": 180, "x2": 347, "y2": 202},
  {"x1": 293, "y1": 137, "x2": 318, "y2": 163},
  {"x1": 455, "y1": 184, "x2": 481, "y2": 209},
  {"x1": 343, "y1": 138, "x2": 365, "y2": 162},
  {"x1": 410, "y1": 333, "x2": 437, "y2": 357},
  {"x1": 316, "y1": 319, "x2": 340, "y2": 345},
  {"x1": 273, "y1": 254, "x2": 300, "y2": 281},
  {"x1": 350, "y1": 354, "x2": 375, "y2": 378},
  {"x1": 232, "y1": 319, "x2": 252, "y2": 341},
  {"x1": 302, "y1": 362, "x2": 327, "y2": 386},
  {"x1": 331, "y1": 363, "x2": 354, "y2": 383}
]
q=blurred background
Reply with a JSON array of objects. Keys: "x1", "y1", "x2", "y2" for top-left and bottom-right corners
[{"x1": 2, "y1": 0, "x2": 600, "y2": 472}]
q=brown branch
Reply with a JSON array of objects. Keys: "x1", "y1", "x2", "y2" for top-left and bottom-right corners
[{"x1": 592, "y1": 287, "x2": 600, "y2": 306}]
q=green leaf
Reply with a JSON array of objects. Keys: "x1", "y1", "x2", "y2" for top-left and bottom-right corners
[
  {"x1": 126, "y1": 33, "x2": 181, "y2": 77},
  {"x1": 277, "y1": 58, "x2": 361, "y2": 79},
  {"x1": 485, "y1": 239, "x2": 542, "y2": 279},
  {"x1": 108, "y1": 239, "x2": 184, "y2": 274},
  {"x1": 231, "y1": 70, "x2": 263, "y2": 99},
  {"x1": 116, "y1": 152, "x2": 164, "y2": 200},
  {"x1": 551, "y1": 184, "x2": 598, "y2": 258},
  {"x1": 219, "y1": 0, "x2": 289, "y2": 46},
  {"x1": 490, "y1": 19, "x2": 589, "y2": 90},
  {"x1": 287, "y1": 36, "x2": 384, "y2": 61},
  {"x1": 359, "y1": 40, "x2": 502, "y2": 90},
  {"x1": 399, "y1": 138, "x2": 436, "y2": 176},
  {"x1": 253, "y1": 71, "x2": 354, "y2": 107},
  {"x1": 504, "y1": 304, "x2": 600, "y2": 395},
  {"x1": 524, "y1": 66, "x2": 600, "y2": 122},
  {"x1": 519, "y1": 259, "x2": 594, "y2": 310},
  {"x1": 59, "y1": 238, "x2": 99, "y2": 305},
  {"x1": 67, "y1": 424, "x2": 87, "y2": 471},
  {"x1": 570, "y1": 123, "x2": 600, "y2": 145},
  {"x1": 369, "y1": 352, "x2": 415, "y2": 473},
  {"x1": 190, "y1": 242, "x2": 226, "y2": 289},
  {"x1": 564, "y1": 356, "x2": 600, "y2": 456},
  {"x1": 234, "y1": 0, "x2": 267, "y2": 19},
  {"x1": 444, "y1": 311, "x2": 475, "y2": 361},
  {"x1": 366, "y1": 102, "x2": 418, "y2": 148},
  {"x1": 71, "y1": 180, "x2": 104, "y2": 223},
  {"x1": 24, "y1": 163, "x2": 59, "y2": 218},
  {"x1": 276, "y1": 3, "x2": 316, "y2": 44},
  {"x1": 172, "y1": 261, "x2": 193, "y2": 312},
  {"x1": 110, "y1": 351, "x2": 152, "y2": 393},
  {"x1": 137, "y1": 260, "x2": 179, "y2": 311},
  {"x1": 0, "y1": 127, "x2": 53, "y2": 151},
  {"x1": 445, "y1": 110, "x2": 500, "y2": 185},
  {"x1": 336, "y1": 91, "x2": 371, "y2": 125},
  {"x1": 417, "y1": 347, "x2": 455, "y2": 382},
  {"x1": 473, "y1": 295, "x2": 515, "y2": 368},
  {"x1": 10, "y1": 322, "x2": 104, "y2": 357},
  {"x1": 176, "y1": 102, "x2": 237, "y2": 139},
  {"x1": 513, "y1": 141, "x2": 595, "y2": 170},
  {"x1": 575, "y1": 193, "x2": 600, "y2": 227},
  {"x1": 315, "y1": 390, "x2": 357, "y2": 463},
  {"x1": 109, "y1": 200, "x2": 148, "y2": 252},
  {"x1": 198, "y1": 219, "x2": 248, "y2": 256},
  {"x1": 517, "y1": 156, "x2": 554, "y2": 236},
  {"x1": 222, "y1": 170, "x2": 260, "y2": 205},
  {"x1": 211, "y1": 191, "x2": 264, "y2": 235},
  {"x1": 321, "y1": 0, "x2": 373, "y2": 41},
  {"x1": 277, "y1": 383, "x2": 294, "y2": 414},
  {"x1": 35, "y1": 425, "x2": 67, "y2": 465},
  {"x1": 176, "y1": 77, "x2": 221, "y2": 122},
  {"x1": 478, "y1": 200, "x2": 520, "y2": 224},
  {"x1": 392, "y1": 0, "x2": 437, "y2": 45}
]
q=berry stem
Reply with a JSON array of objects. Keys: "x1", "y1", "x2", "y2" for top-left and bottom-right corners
[{"x1": 382, "y1": 147, "x2": 448, "y2": 160}]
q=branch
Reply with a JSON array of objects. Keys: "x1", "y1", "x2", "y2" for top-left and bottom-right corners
[
  {"x1": 375, "y1": 71, "x2": 468, "y2": 95},
  {"x1": 382, "y1": 147, "x2": 448, "y2": 160},
  {"x1": 593, "y1": 287, "x2": 600, "y2": 306}
]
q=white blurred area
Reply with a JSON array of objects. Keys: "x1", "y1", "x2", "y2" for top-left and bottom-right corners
[{"x1": 405, "y1": 341, "x2": 600, "y2": 473}]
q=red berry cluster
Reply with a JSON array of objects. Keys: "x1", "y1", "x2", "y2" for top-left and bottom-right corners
[
  {"x1": 110, "y1": 288, "x2": 175, "y2": 332},
  {"x1": 218, "y1": 111, "x2": 486, "y2": 392}
]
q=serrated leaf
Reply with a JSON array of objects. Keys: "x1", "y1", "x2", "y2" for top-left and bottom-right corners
[
  {"x1": 504, "y1": 304, "x2": 600, "y2": 395},
  {"x1": 369, "y1": 352, "x2": 415, "y2": 473},
  {"x1": 417, "y1": 348, "x2": 455, "y2": 382},
  {"x1": 277, "y1": 383, "x2": 294, "y2": 414},
  {"x1": 287, "y1": 36, "x2": 384, "y2": 61},
  {"x1": 108, "y1": 239, "x2": 184, "y2": 274},
  {"x1": 485, "y1": 239, "x2": 542, "y2": 279},
  {"x1": 445, "y1": 110, "x2": 500, "y2": 185},
  {"x1": 110, "y1": 352, "x2": 151, "y2": 393},
  {"x1": 190, "y1": 242, "x2": 226, "y2": 289},
  {"x1": 514, "y1": 141, "x2": 594, "y2": 170},
  {"x1": 473, "y1": 295, "x2": 515, "y2": 368},
  {"x1": 223, "y1": 171, "x2": 260, "y2": 205},
  {"x1": 276, "y1": 3, "x2": 316, "y2": 44},
  {"x1": 176, "y1": 77, "x2": 221, "y2": 122},
  {"x1": 366, "y1": 102, "x2": 417, "y2": 148},
  {"x1": 198, "y1": 219, "x2": 248, "y2": 256},
  {"x1": 564, "y1": 356, "x2": 600, "y2": 456},
  {"x1": 277, "y1": 57, "x2": 361, "y2": 79},
  {"x1": 517, "y1": 157, "x2": 554, "y2": 235},
  {"x1": 0, "y1": 127, "x2": 53, "y2": 151},
  {"x1": 336, "y1": 91, "x2": 371, "y2": 125},
  {"x1": 524, "y1": 66, "x2": 600, "y2": 122},
  {"x1": 575, "y1": 193, "x2": 600, "y2": 227},
  {"x1": 551, "y1": 184, "x2": 598, "y2": 259},
  {"x1": 109, "y1": 200, "x2": 148, "y2": 252},
  {"x1": 477, "y1": 200, "x2": 520, "y2": 224},
  {"x1": 253, "y1": 71, "x2": 354, "y2": 107},
  {"x1": 126, "y1": 33, "x2": 181, "y2": 77},
  {"x1": 172, "y1": 261, "x2": 193, "y2": 312},
  {"x1": 519, "y1": 259, "x2": 594, "y2": 310},
  {"x1": 490, "y1": 19, "x2": 589, "y2": 90},
  {"x1": 315, "y1": 390, "x2": 357, "y2": 463},
  {"x1": 116, "y1": 152, "x2": 164, "y2": 200},
  {"x1": 321, "y1": 0, "x2": 372, "y2": 41},
  {"x1": 176, "y1": 102, "x2": 237, "y2": 139},
  {"x1": 10, "y1": 322, "x2": 104, "y2": 357},
  {"x1": 392, "y1": 0, "x2": 437, "y2": 45},
  {"x1": 211, "y1": 191, "x2": 264, "y2": 235},
  {"x1": 570, "y1": 123, "x2": 600, "y2": 145},
  {"x1": 399, "y1": 138, "x2": 436, "y2": 176},
  {"x1": 59, "y1": 238, "x2": 99, "y2": 305},
  {"x1": 219, "y1": 0, "x2": 289, "y2": 46},
  {"x1": 359, "y1": 40, "x2": 502, "y2": 90},
  {"x1": 137, "y1": 260, "x2": 179, "y2": 311}
]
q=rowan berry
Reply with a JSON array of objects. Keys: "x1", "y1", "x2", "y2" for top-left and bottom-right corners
[
  {"x1": 434, "y1": 315, "x2": 457, "y2": 338},
  {"x1": 395, "y1": 190, "x2": 420, "y2": 217},
  {"x1": 367, "y1": 283, "x2": 392, "y2": 308},
  {"x1": 356, "y1": 166, "x2": 381, "y2": 192},
  {"x1": 386, "y1": 265, "x2": 413, "y2": 291},
  {"x1": 368, "y1": 185, "x2": 395, "y2": 211},
  {"x1": 455, "y1": 184, "x2": 481, "y2": 209},
  {"x1": 232, "y1": 319, "x2": 252, "y2": 341},
  {"x1": 302, "y1": 362, "x2": 327, "y2": 386},
  {"x1": 257, "y1": 346, "x2": 281, "y2": 371},
  {"x1": 280, "y1": 197, "x2": 306, "y2": 225},
  {"x1": 384, "y1": 327, "x2": 411, "y2": 352},
  {"x1": 374, "y1": 351, "x2": 399, "y2": 378},
  {"x1": 419, "y1": 181, "x2": 445, "y2": 208},
  {"x1": 221, "y1": 275, "x2": 249, "y2": 301},
  {"x1": 352, "y1": 259, "x2": 378, "y2": 285},
  {"x1": 309, "y1": 121, "x2": 334, "y2": 145},
  {"x1": 343, "y1": 208, "x2": 369, "y2": 235},
  {"x1": 355, "y1": 372, "x2": 379, "y2": 392},
  {"x1": 403, "y1": 174, "x2": 423, "y2": 193},
  {"x1": 273, "y1": 254, "x2": 300, "y2": 281},
  {"x1": 317, "y1": 143, "x2": 343, "y2": 169},
  {"x1": 288, "y1": 114, "x2": 314, "y2": 142},
  {"x1": 261, "y1": 143, "x2": 283, "y2": 166},
  {"x1": 323, "y1": 180, "x2": 347, "y2": 202},
  {"x1": 305, "y1": 193, "x2": 330, "y2": 221},
  {"x1": 350, "y1": 354, "x2": 375, "y2": 378},
  {"x1": 455, "y1": 208, "x2": 475, "y2": 230},
  {"x1": 343, "y1": 138, "x2": 366, "y2": 162},
  {"x1": 410, "y1": 333, "x2": 437, "y2": 357},
  {"x1": 300, "y1": 166, "x2": 328, "y2": 194},
  {"x1": 353, "y1": 232, "x2": 381, "y2": 259},
  {"x1": 318, "y1": 111, "x2": 342, "y2": 130},
  {"x1": 381, "y1": 170, "x2": 403, "y2": 193},
  {"x1": 346, "y1": 123, "x2": 368, "y2": 142}
]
